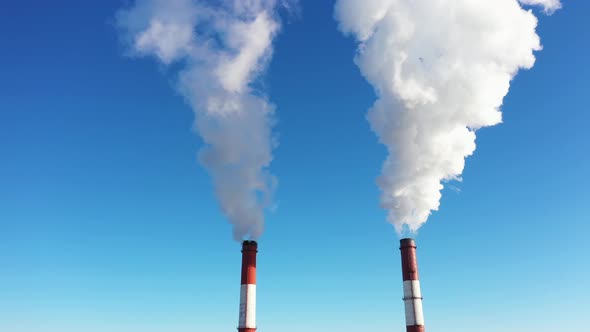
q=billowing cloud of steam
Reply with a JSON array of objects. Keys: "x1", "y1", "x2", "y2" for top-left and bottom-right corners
[
  {"x1": 117, "y1": 0, "x2": 291, "y2": 240},
  {"x1": 335, "y1": 0, "x2": 560, "y2": 233}
]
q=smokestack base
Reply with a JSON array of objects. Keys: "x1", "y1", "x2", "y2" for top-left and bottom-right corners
[{"x1": 238, "y1": 329, "x2": 256, "y2": 332}]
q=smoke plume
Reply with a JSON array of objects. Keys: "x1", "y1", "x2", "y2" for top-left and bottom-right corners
[
  {"x1": 335, "y1": 0, "x2": 560, "y2": 233},
  {"x1": 117, "y1": 0, "x2": 290, "y2": 240}
]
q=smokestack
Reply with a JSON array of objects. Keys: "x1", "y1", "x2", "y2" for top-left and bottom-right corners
[
  {"x1": 238, "y1": 240, "x2": 257, "y2": 332},
  {"x1": 400, "y1": 238, "x2": 425, "y2": 332}
]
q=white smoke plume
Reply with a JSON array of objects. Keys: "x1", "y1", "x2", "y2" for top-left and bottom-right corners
[
  {"x1": 518, "y1": 0, "x2": 562, "y2": 14},
  {"x1": 335, "y1": 0, "x2": 560, "y2": 233},
  {"x1": 117, "y1": 0, "x2": 292, "y2": 240}
]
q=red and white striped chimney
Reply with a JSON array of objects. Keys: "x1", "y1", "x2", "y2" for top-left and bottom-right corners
[
  {"x1": 238, "y1": 240, "x2": 257, "y2": 332},
  {"x1": 400, "y1": 238, "x2": 425, "y2": 332}
]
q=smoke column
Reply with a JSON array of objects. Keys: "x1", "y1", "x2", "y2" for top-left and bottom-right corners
[
  {"x1": 117, "y1": 0, "x2": 293, "y2": 240},
  {"x1": 335, "y1": 0, "x2": 560, "y2": 233}
]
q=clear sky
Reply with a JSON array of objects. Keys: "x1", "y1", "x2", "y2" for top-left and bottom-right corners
[{"x1": 1, "y1": 1, "x2": 589, "y2": 332}]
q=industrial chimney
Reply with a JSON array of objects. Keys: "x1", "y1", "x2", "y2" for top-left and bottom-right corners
[
  {"x1": 400, "y1": 238, "x2": 425, "y2": 332},
  {"x1": 238, "y1": 240, "x2": 257, "y2": 332}
]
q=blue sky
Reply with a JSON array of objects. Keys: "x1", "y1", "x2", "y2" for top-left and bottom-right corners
[{"x1": 1, "y1": 1, "x2": 589, "y2": 331}]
